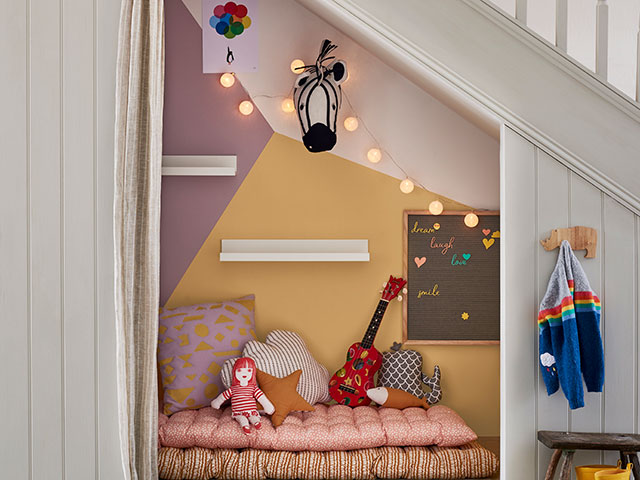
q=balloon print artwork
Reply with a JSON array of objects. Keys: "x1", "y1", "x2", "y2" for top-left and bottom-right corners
[
  {"x1": 203, "y1": 0, "x2": 258, "y2": 73},
  {"x1": 209, "y1": 2, "x2": 252, "y2": 39}
]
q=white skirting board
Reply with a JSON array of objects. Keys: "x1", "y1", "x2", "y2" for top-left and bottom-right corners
[
  {"x1": 162, "y1": 155, "x2": 237, "y2": 176},
  {"x1": 219, "y1": 239, "x2": 370, "y2": 262}
]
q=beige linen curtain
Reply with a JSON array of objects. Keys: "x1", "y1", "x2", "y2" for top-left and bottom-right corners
[{"x1": 113, "y1": 0, "x2": 164, "y2": 478}]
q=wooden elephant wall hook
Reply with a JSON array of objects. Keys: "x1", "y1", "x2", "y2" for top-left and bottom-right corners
[{"x1": 540, "y1": 226, "x2": 598, "y2": 258}]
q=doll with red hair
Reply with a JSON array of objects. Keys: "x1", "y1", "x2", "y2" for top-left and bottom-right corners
[{"x1": 210, "y1": 357, "x2": 275, "y2": 434}]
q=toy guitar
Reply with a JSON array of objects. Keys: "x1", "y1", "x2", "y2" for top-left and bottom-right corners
[{"x1": 329, "y1": 275, "x2": 407, "y2": 406}]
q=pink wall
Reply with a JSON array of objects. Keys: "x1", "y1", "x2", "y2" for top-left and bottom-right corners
[{"x1": 161, "y1": 0, "x2": 273, "y2": 305}]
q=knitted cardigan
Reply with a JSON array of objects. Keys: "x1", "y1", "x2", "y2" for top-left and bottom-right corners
[{"x1": 538, "y1": 240, "x2": 604, "y2": 409}]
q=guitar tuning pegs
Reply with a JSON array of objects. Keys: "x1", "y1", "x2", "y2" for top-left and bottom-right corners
[
  {"x1": 382, "y1": 282, "x2": 387, "y2": 289},
  {"x1": 402, "y1": 288, "x2": 408, "y2": 295},
  {"x1": 397, "y1": 295, "x2": 403, "y2": 302}
]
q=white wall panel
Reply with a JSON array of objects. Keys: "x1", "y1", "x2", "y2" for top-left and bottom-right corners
[
  {"x1": 536, "y1": 152, "x2": 570, "y2": 476},
  {"x1": 501, "y1": 126, "x2": 537, "y2": 479},
  {"x1": 29, "y1": 0, "x2": 64, "y2": 476},
  {"x1": 0, "y1": 0, "x2": 122, "y2": 478},
  {"x1": 602, "y1": 198, "x2": 637, "y2": 466},
  {"x1": 0, "y1": 1, "x2": 30, "y2": 479},
  {"x1": 502, "y1": 125, "x2": 640, "y2": 479},
  {"x1": 569, "y1": 173, "x2": 605, "y2": 469},
  {"x1": 96, "y1": 0, "x2": 122, "y2": 476},
  {"x1": 63, "y1": 0, "x2": 97, "y2": 477}
]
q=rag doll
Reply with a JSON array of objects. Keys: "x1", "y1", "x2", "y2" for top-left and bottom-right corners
[{"x1": 211, "y1": 357, "x2": 275, "y2": 434}]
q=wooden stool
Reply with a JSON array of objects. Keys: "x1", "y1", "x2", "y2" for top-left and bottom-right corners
[{"x1": 538, "y1": 431, "x2": 640, "y2": 480}]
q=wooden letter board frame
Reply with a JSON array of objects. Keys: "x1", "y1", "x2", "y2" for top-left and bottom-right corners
[{"x1": 403, "y1": 210, "x2": 500, "y2": 345}]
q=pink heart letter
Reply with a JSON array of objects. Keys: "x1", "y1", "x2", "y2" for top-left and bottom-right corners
[
  {"x1": 414, "y1": 257, "x2": 426, "y2": 268},
  {"x1": 482, "y1": 229, "x2": 491, "y2": 236}
]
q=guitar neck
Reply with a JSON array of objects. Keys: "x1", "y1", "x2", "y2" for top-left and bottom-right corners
[{"x1": 360, "y1": 299, "x2": 389, "y2": 349}]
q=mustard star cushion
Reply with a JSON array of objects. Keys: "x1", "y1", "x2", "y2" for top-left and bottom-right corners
[
  {"x1": 221, "y1": 330, "x2": 331, "y2": 404},
  {"x1": 257, "y1": 369, "x2": 315, "y2": 427}
]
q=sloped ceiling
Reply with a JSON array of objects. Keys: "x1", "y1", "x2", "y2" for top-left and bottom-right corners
[{"x1": 181, "y1": 0, "x2": 500, "y2": 208}]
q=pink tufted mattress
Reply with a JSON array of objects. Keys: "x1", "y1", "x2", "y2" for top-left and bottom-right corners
[{"x1": 158, "y1": 404, "x2": 477, "y2": 451}]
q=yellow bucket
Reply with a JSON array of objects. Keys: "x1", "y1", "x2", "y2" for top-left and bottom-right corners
[
  {"x1": 594, "y1": 463, "x2": 633, "y2": 480},
  {"x1": 575, "y1": 461, "x2": 621, "y2": 480}
]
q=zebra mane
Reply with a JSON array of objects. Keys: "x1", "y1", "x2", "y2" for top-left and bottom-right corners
[{"x1": 293, "y1": 39, "x2": 339, "y2": 79}]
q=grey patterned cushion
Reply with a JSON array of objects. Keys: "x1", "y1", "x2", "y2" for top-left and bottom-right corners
[
  {"x1": 221, "y1": 330, "x2": 331, "y2": 405},
  {"x1": 378, "y1": 344, "x2": 442, "y2": 405}
]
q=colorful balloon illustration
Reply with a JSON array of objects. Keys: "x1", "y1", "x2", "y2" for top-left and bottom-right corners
[{"x1": 209, "y1": 2, "x2": 251, "y2": 39}]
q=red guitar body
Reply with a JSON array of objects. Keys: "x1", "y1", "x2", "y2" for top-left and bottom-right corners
[
  {"x1": 329, "y1": 276, "x2": 406, "y2": 406},
  {"x1": 329, "y1": 342, "x2": 382, "y2": 406}
]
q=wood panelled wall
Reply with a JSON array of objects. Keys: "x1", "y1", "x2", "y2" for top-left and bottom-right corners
[
  {"x1": 502, "y1": 126, "x2": 640, "y2": 479},
  {"x1": 0, "y1": 1, "x2": 123, "y2": 478}
]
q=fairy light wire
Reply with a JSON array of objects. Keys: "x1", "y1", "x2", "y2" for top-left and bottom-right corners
[
  {"x1": 236, "y1": 76, "x2": 489, "y2": 222},
  {"x1": 240, "y1": 81, "x2": 431, "y2": 192},
  {"x1": 342, "y1": 90, "x2": 428, "y2": 191}
]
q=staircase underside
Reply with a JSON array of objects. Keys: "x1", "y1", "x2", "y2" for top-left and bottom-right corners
[{"x1": 298, "y1": 0, "x2": 640, "y2": 212}]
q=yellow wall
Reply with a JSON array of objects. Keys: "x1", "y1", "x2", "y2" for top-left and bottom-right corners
[{"x1": 166, "y1": 133, "x2": 500, "y2": 436}]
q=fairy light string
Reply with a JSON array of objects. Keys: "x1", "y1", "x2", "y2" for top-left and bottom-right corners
[{"x1": 226, "y1": 70, "x2": 481, "y2": 226}]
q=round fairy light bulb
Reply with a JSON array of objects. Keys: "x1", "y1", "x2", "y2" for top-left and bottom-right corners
[
  {"x1": 367, "y1": 148, "x2": 382, "y2": 164},
  {"x1": 344, "y1": 116, "x2": 359, "y2": 131},
  {"x1": 464, "y1": 212, "x2": 479, "y2": 228},
  {"x1": 399, "y1": 178, "x2": 415, "y2": 194},
  {"x1": 220, "y1": 73, "x2": 235, "y2": 88},
  {"x1": 429, "y1": 200, "x2": 444, "y2": 215},
  {"x1": 290, "y1": 59, "x2": 305, "y2": 74},
  {"x1": 281, "y1": 98, "x2": 295, "y2": 113},
  {"x1": 238, "y1": 100, "x2": 254, "y2": 116}
]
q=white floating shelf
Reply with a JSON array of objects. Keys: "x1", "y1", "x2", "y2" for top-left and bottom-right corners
[
  {"x1": 162, "y1": 155, "x2": 237, "y2": 176},
  {"x1": 220, "y1": 239, "x2": 370, "y2": 262}
]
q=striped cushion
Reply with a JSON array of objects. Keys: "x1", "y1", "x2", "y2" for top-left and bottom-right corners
[
  {"x1": 157, "y1": 442, "x2": 499, "y2": 480},
  {"x1": 220, "y1": 330, "x2": 330, "y2": 405}
]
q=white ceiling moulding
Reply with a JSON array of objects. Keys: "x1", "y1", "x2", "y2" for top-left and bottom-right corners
[
  {"x1": 219, "y1": 239, "x2": 370, "y2": 262},
  {"x1": 161, "y1": 155, "x2": 237, "y2": 176}
]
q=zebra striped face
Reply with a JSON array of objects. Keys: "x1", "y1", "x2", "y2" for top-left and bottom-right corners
[{"x1": 293, "y1": 59, "x2": 348, "y2": 153}]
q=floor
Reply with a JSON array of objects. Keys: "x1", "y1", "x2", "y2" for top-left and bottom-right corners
[{"x1": 477, "y1": 436, "x2": 500, "y2": 479}]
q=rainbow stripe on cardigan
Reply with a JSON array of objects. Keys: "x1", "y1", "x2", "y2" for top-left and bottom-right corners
[
  {"x1": 538, "y1": 284, "x2": 601, "y2": 327},
  {"x1": 538, "y1": 242, "x2": 604, "y2": 410}
]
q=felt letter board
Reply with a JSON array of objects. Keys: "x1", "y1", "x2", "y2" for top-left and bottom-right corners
[{"x1": 403, "y1": 211, "x2": 500, "y2": 344}]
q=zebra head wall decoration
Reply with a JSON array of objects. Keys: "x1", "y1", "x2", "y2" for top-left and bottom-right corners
[{"x1": 293, "y1": 39, "x2": 348, "y2": 153}]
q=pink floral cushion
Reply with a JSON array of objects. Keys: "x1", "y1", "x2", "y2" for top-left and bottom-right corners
[
  {"x1": 158, "y1": 404, "x2": 477, "y2": 451},
  {"x1": 158, "y1": 296, "x2": 256, "y2": 415}
]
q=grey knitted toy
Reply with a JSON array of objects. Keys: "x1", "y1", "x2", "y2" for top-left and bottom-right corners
[{"x1": 378, "y1": 342, "x2": 442, "y2": 405}]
